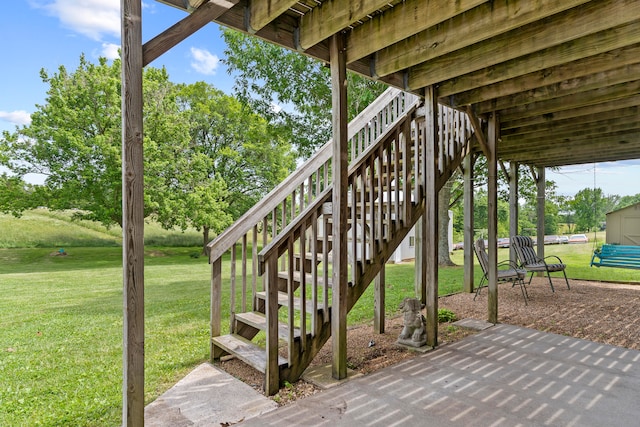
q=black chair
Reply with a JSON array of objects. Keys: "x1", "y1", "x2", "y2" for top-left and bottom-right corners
[
  {"x1": 511, "y1": 235, "x2": 570, "y2": 292},
  {"x1": 473, "y1": 238, "x2": 528, "y2": 304}
]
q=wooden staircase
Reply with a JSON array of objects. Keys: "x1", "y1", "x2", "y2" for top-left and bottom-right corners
[{"x1": 206, "y1": 88, "x2": 473, "y2": 395}]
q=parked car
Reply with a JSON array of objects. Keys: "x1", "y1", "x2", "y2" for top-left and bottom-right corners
[
  {"x1": 497, "y1": 237, "x2": 510, "y2": 248},
  {"x1": 558, "y1": 235, "x2": 569, "y2": 244},
  {"x1": 568, "y1": 234, "x2": 588, "y2": 244},
  {"x1": 544, "y1": 235, "x2": 561, "y2": 245},
  {"x1": 453, "y1": 242, "x2": 464, "y2": 250}
]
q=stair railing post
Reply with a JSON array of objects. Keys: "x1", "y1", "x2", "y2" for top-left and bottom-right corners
[
  {"x1": 265, "y1": 255, "x2": 280, "y2": 395},
  {"x1": 210, "y1": 257, "x2": 222, "y2": 361}
]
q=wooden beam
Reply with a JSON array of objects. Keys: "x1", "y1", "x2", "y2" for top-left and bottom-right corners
[
  {"x1": 408, "y1": 0, "x2": 640, "y2": 89},
  {"x1": 374, "y1": 0, "x2": 590, "y2": 78},
  {"x1": 299, "y1": 0, "x2": 391, "y2": 50},
  {"x1": 345, "y1": 0, "x2": 484, "y2": 63},
  {"x1": 465, "y1": 107, "x2": 489, "y2": 158},
  {"x1": 436, "y1": 19, "x2": 640, "y2": 97},
  {"x1": 473, "y1": 64, "x2": 640, "y2": 114},
  {"x1": 501, "y1": 93, "x2": 640, "y2": 130},
  {"x1": 143, "y1": 0, "x2": 238, "y2": 66},
  {"x1": 503, "y1": 106, "x2": 640, "y2": 138},
  {"x1": 121, "y1": 0, "x2": 145, "y2": 425},
  {"x1": 448, "y1": 45, "x2": 640, "y2": 106},
  {"x1": 249, "y1": 0, "x2": 298, "y2": 33},
  {"x1": 498, "y1": 80, "x2": 640, "y2": 123},
  {"x1": 330, "y1": 32, "x2": 348, "y2": 381},
  {"x1": 487, "y1": 113, "x2": 498, "y2": 324},
  {"x1": 424, "y1": 85, "x2": 439, "y2": 347},
  {"x1": 503, "y1": 120, "x2": 640, "y2": 147}
]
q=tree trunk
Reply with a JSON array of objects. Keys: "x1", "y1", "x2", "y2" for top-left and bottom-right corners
[
  {"x1": 202, "y1": 226, "x2": 210, "y2": 255},
  {"x1": 438, "y1": 179, "x2": 456, "y2": 266}
]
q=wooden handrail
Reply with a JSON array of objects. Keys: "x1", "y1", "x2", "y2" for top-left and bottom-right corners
[{"x1": 207, "y1": 87, "x2": 420, "y2": 262}]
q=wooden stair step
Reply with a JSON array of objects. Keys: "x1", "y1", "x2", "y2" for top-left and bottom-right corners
[
  {"x1": 277, "y1": 270, "x2": 332, "y2": 288},
  {"x1": 235, "y1": 311, "x2": 301, "y2": 341},
  {"x1": 255, "y1": 291, "x2": 326, "y2": 313},
  {"x1": 212, "y1": 333, "x2": 287, "y2": 373}
]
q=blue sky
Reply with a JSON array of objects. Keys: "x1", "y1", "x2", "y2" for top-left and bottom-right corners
[{"x1": 1, "y1": 1, "x2": 639, "y2": 197}]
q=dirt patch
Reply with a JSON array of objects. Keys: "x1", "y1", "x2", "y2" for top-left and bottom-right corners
[{"x1": 219, "y1": 278, "x2": 640, "y2": 405}]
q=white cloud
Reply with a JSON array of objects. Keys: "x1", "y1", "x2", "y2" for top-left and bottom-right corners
[
  {"x1": 101, "y1": 42, "x2": 120, "y2": 60},
  {"x1": 0, "y1": 111, "x2": 32, "y2": 126},
  {"x1": 34, "y1": 0, "x2": 120, "y2": 41},
  {"x1": 190, "y1": 47, "x2": 219, "y2": 75}
]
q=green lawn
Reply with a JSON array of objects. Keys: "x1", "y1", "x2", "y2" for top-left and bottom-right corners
[{"x1": 1, "y1": 212, "x2": 637, "y2": 425}]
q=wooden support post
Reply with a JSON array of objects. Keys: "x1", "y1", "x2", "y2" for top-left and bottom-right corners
[
  {"x1": 374, "y1": 268, "x2": 385, "y2": 334},
  {"x1": 487, "y1": 113, "x2": 499, "y2": 324},
  {"x1": 121, "y1": 0, "x2": 145, "y2": 424},
  {"x1": 509, "y1": 161, "x2": 519, "y2": 262},
  {"x1": 330, "y1": 33, "x2": 348, "y2": 381},
  {"x1": 415, "y1": 218, "x2": 425, "y2": 304},
  {"x1": 536, "y1": 166, "x2": 546, "y2": 261},
  {"x1": 463, "y1": 153, "x2": 475, "y2": 293},
  {"x1": 424, "y1": 86, "x2": 439, "y2": 347},
  {"x1": 265, "y1": 258, "x2": 280, "y2": 395},
  {"x1": 210, "y1": 257, "x2": 222, "y2": 361}
]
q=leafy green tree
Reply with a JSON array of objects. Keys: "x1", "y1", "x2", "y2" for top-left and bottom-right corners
[
  {"x1": 572, "y1": 187, "x2": 610, "y2": 232},
  {"x1": 174, "y1": 81, "x2": 296, "y2": 222},
  {"x1": 615, "y1": 194, "x2": 640, "y2": 211},
  {"x1": 0, "y1": 175, "x2": 42, "y2": 216},
  {"x1": 222, "y1": 30, "x2": 387, "y2": 158},
  {"x1": 0, "y1": 56, "x2": 253, "y2": 251}
]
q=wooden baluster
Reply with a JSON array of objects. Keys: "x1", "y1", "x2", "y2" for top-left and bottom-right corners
[
  {"x1": 252, "y1": 225, "x2": 258, "y2": 310},
  {"x1": 393, "y1": 134, "x2": 400, "y2": 226},
  {"x1": 369, "y1": 155, "x2": 376, "y2": 257},
  {"x1": 287, "y1": 236, "x2": 294, "y2": 365},
  {"x1": 322, "y1": 214, "x2": 330, "y2": 324},
  {"x1": 360, "y1": 164, "x2": 367, "y2": 277},
  {"x1": 230, "y1": 242, "x2": 236, "y2": 333},
  {"x1": 402, "y1": 118, "x2": 412, "y2": 224},
  {"x1": 311, "y1": 210, "x2": 318, "y2": 336},
  {"x1": 242, "y1": 234, "x2": 247, "y2": 313},
  {"x1": 299, "y1": 219, "x2": 307, "y2": 352}
]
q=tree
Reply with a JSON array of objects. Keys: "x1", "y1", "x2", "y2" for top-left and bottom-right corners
[
  {"x1": 222, "y1": 30, "x2": 387, "y2": 158},
  {"x1": 0, "y1": 56, "x2": 254, "y2": 251},
  {"x1": 174, "y1": 81, "x2": 296, "y2": 221},
  {"x1": 572, "y1": 187, "x2": 610, "y2": 232}
]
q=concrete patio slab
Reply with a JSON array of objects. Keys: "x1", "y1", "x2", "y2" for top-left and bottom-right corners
[
  {"x1": 145, "y1": 362, "x2": 277, "y2": 426},
  {"x1": 239, "y1": 323, "x2": 640, "y2": 426}
]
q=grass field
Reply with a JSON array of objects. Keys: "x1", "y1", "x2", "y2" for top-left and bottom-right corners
[{"x1": 0, "y1": 211, "x2": 637, "y2": 425}]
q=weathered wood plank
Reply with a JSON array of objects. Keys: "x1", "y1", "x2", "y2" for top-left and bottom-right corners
[
  {"x1": 300, "y1": 0, "x2": 391, "y2": 50},
  {"x1": 498, "y1": 80, "x2": 640, "y2": 123},
  {"x1": 346, "y1": 0, "x2": 484, "y2": 64},
  {"x1": 501, "y1": 93, "x2": 640, "y2": 130},
  {"x1": 424, "y1": 85, "x2": 438, "y2": 347},
  {"x1": 452, "y1": 49, "x2": 640, "y2": 108},
  {"x1": 375, "y1": 0, "x2": 590, "y2": 77},
  {"x1": 143, "y1": 0, "x2": 238, "y2": 66},
  {"x1": 121, "y1": 0, "x2": 145, "y2": 424},
  {"x1": 409, "y1": 0, "x2": 640, "y2": 89},
  {"x1": 437, "y1": 20, "x2": 640, "y2": 97},
  {"x1": 487, "y1": 113, "x2": 498, "y2": 325},
  {"x1": 249, "y1": 0, "x2": 298, "y2": 33},
  {"x1": 463, "y1": 153, "x2": 474, "y2": 294},
  {"x1": 330, "y1": 33, "x2": 349, "y2": 381},
  {"x1": 212, "y1": 333, "x2": 287, "y2": 372}
]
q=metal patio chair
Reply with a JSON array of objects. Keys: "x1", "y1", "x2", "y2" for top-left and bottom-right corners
[
  {"x1": 474, "y1": 238, "x2": 528, "y2": 305},
  {"x1": 511, "y1": 235, "x2": 570, "y2": 292}
]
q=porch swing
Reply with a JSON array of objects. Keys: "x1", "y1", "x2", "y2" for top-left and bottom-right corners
[{"x1": 589, "y1": 163, "x2": 640, "y2": 269}]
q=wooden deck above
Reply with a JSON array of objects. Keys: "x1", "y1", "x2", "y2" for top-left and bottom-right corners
[{"x1": 157, "y1": 0, "x2": 640, "y2": 168}]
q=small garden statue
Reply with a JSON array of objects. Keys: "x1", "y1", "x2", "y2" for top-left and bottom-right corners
[{"x1": 397, "y1": 297, "x2": 427, "y2": 348}]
